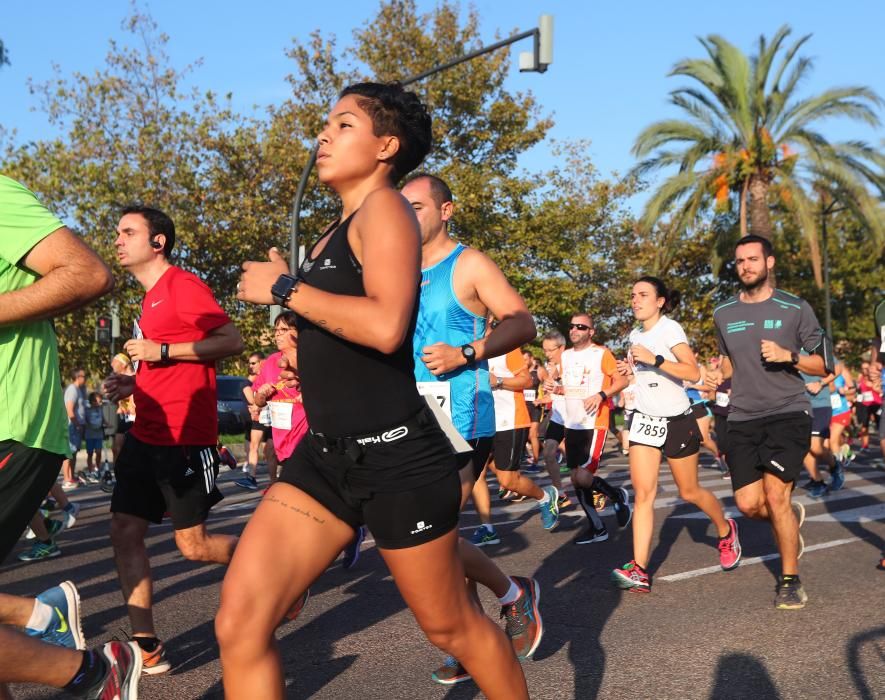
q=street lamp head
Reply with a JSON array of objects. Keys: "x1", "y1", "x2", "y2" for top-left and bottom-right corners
[{"x1": 519, "y1": 14, "x2": 553, "y2": 73}]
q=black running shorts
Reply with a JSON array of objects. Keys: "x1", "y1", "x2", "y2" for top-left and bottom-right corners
[
  {"x1": 278, "y1": 406, "x2": 460, "y2": 549},
  {"x1": 714, "y1": 413, "x2": 730, "y2": 458},
  {"x1": 492, "y1": 428, "x2": 528, "y2": 472},
  {"x1": 726, "y1": 411, "x2": 811, "y2": 491},
  {"x1": 544, "y1": 419, "x2": 565, "y2": 445},
  {"x1": 629, "y1": 411, "x2": 700, "y2": 460},
  {"x1": 810, "y1": 406, "x2": 832, "y2": 439},
  {"x1": 111, "y1": 434, "x2": 223, "y2": 529},
  {"x1": 564, "y1": 427, "x2": 608, "y2": 473},
  {"x1": 457, "y1": 436, "x2": 494, "y2": 482},
  {"x1": 249, "y1": 421, "x2": 272, "y2": 441},
  {"x1": 0, "y1": 440, "x2": 63, "y2": 563}
]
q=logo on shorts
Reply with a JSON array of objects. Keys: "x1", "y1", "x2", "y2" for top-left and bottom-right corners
[
  {"x1": 382, "y1": 426, "x2": 409, "y2": 443},
  {"x1": 770, "y1": 459, "x2": 785, "y2": 472},
  {"x1": 184, "y1": 466, "x2": 195, "y2": 476},
  {"x1": 319, "y1": 258, "x2": 337, "y2": 270},
  {"x1": 410, "y1": 520, "x2": 433, "y2": 535}
]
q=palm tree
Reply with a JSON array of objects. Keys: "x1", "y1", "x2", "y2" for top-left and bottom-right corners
[{"x1": 632, "y1": 25, "x2": 885, "y2": 285}]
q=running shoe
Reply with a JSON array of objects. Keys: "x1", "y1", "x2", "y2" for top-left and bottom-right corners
[
  {"x1": 218, "y1": 446, "x2": 238, "y2": 470},
  {"x1": 503, "y1": 491, "x2": 527, "y2": 503},
  {"x1": 83, "y1": 470, "x2": 101, "y2": 484},
  {"x1": 18, "y1": 540, "x2": 61, "y2": 561},
  {"x1": 431, "y1": 656, "x2": 471, "y2": 685},
  {"x1": 721, "y1": 470, "x2": 732, "y2": 480},
  {"x1": 26, "y1": 518, "x2": 64, "y2": 540},
  {"x1": 808, "y1": 480, "x2": 828, "y2": 498},
  {"x1": 61, "y1": 481, "x2": 79, "y2": 492},
  {"x1": 592, "y1": 492, "x2": 607, "y2": 512},
  {"x1": 469, "y1": 525, "x2": 500, "y2": 547},
  {"x1": 830, "y1": 461, "x2": 846, "y2": 491},
  {"x1": 63, "y1": 502, "x2": 81, "y2": 529},
  {"x1": 559, "y1": 464, "x2": 571, "y2": 475},
  {"x1": 774, "y1": 578, "x2": 808, "y2": 610},
  {"x1": 26, "y1": 580, "x2": 84, "y2": 650},
  {"x1": 573, "y1": 525, "x2": 608, "y2": 545},
  {"x1": 134, "y1": 637, "x2": 171, "y2": 675},
  {"x1": 792, "y1": 501, "x2": 806, "y2": 529},
  {"x1": 558, "y1": 494, "x2": 573, "y2": 511},
  {"x1": 611, "y1": 560, "x2": 650, "y2": 593},
  {"x1": 282, "y1": 589, "x2": 310, "y2": 624},
  {"x1": 342, "y1": 526, "x2": 365, "y2": 570},
  {"x1": 614, "y1": 486, "x2": 632, "y2": 528},
  {"x1": 718, "y1": 518, "x2": 741, "y2": 571},
  {"x1": 538, "y1": 485, "x2": 559, "y2": 531},
  {"x1": 521, "y1": 463, "x2": 542, "y2": 474},
  {"x1": 234, "y1": 475, "x2": 259, "y2": 491},
  {"x1": 100, "y1": 471, "x2": 116, "y2": 493},
  {"x1": 97, "y1": 641, "x2": 142, "y2": 699},
  {"x1": 500, "y1": 576, "x2": 542, "y2": 659}
]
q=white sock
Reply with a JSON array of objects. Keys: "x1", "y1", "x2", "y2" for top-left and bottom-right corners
[
  {"x1": 497, "y1": 578, "x2": 522, "y2": 606},
  {"x1": 25, "y1": 599, "x2": 53, "y2": 633},
  {"x1": 537, "y1": 490, "x2": 550, "y2": 505}
]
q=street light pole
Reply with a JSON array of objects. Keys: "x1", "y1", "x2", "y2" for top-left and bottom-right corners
[{"x1": 287, "y1": 15, "x2": 554, "y2": 274}]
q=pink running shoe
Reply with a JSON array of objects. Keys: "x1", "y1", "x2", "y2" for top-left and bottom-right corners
[{"x1": 718, "y1": 518, "x2": 741, "y2": 571}]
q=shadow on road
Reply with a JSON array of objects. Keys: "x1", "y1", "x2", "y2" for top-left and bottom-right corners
[
  {"x1": 708, "y1": 652, "x2": 781, "y2": 699},
  {"x1": 846, "y1": 625, "x2": 885, "y2": 700}
]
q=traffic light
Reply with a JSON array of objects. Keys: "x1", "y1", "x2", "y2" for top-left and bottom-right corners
[
  {"x1": 96, "y1": 316, "x2": 112, "y2": 345},
  {"x1": 519, "y1": 15, "x2": 554, "y2": 73}
]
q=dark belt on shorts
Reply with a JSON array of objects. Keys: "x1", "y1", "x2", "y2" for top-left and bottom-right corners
[{"x1": 309, "y1": 405, "x2": 433, "y2": 464}]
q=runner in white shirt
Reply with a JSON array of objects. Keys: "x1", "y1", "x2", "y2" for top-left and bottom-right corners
[{"x1": 611, "y1": 277, "x2": 741, "y2": 593}]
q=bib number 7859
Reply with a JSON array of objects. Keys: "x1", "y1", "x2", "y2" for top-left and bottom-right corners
[{"x1": 629, "y1": 412, "x2": 668, "y2": 447}]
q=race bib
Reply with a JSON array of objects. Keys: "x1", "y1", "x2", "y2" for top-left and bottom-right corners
[
  {"x1": 131, "y1": 319, "x2": 143, "y2": 372},
  {"x1": 880, "y1": 326, "x2": 885, "y2": 352},
  {"x1": 268, "y1": 401, "x2": 294, "y2": 430},
  {"x1": 629, "y1": 412, "x2": 668, "y2": 447},
  {"x1": 523, "y1": 389, "x2": 537, "y2": 402},
  {"x1": 258, "y1": 405, "x2": 272, "y2": 426},
  {"x1": 416, "y1": 381, "x2": 452, "y2": 420},
  {"x1": 562, "y1": 365, "x2": 589, "y2": 399},
  {"x1": 715, "y1": 392, "x2": 730, "y2": 408},
  {"x1": 862, "y1": 390, "x2": 874, "y2": 403},
  {"x1": 830, "y1": 393, "x2": 842, "y2": 410}
]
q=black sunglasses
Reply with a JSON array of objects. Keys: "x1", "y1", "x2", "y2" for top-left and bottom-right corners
[{"x1": 568, "y1": 323, "x2": 591, "y2": 331}]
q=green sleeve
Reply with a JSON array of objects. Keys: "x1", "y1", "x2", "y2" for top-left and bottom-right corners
[{"x1": 0, "y1": 175, "x2": 65, "y2": 266}]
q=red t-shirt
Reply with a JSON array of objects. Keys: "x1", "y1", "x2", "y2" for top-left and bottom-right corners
[{"x1": 131, "y1": 266, "x2": 231, "y2": 446}]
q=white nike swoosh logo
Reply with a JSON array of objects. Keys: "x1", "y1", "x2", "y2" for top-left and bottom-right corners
[{"x1": 151, "y1": 300, "x2": 164, "y2": 308}]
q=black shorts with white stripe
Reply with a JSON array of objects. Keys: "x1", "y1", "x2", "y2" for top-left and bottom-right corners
[{"x1": 111, "y1": 433, "x2": 223, "y2": 529}]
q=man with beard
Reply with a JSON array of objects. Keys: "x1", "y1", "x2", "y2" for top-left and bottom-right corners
[{"x1": 711, "y1": 235, "x2": 827, "y2": 609}]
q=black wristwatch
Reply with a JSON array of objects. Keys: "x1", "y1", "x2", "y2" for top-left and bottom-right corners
[
  {"x1": 461, "y1": 344, "x2": 477, "y2": 365},
  {"x1": 654, "y1": 354, "x2": 665, "y2": 367},
  {"x1": 271, "y1": 274, "x2": 302, "y2": 307},
  {"x1": 790, "y1": 351, "x2": 799, "y2": 365},
  {"x1": 160, "y1": 343, "x2": 170, "y2": 362},
  {"x1": 598, "y1": 390, "x2": 608, "y2": 401}
]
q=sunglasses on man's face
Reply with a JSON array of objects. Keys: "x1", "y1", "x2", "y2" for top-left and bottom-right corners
[{"x1": 569, "y1": 323, "x2": 591, "y2": 331}]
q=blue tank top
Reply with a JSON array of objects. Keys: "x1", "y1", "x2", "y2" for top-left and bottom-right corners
[
  {"x1": 413, "y1": 244, "x2": 494, "y2": 439},
  {"x1": 832, "y1": 374, "x2": 850, "y2": 415}
]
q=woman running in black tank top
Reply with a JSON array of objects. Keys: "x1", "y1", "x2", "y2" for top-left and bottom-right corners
[{"x1": 220, "y1": 82, "x2": 528, "y2": 700}]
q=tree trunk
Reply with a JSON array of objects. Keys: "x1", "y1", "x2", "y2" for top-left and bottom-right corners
[
  {"x1": 739, "y1": 177, "x2": 749, "y2": 236},
  {"x1": 748, "y1": 175, "x2": 773, "y2": 239}
]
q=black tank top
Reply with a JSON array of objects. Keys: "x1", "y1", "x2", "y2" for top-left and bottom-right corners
[{"x1": 296, "y1": 212, "x2": 422, "y2": 436}]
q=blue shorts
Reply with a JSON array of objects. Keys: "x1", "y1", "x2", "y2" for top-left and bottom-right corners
[
  {"x1": 67, "y1": 423, "x2": 84, "y2": 455},
  {"x1": 85, "y1": 437, "x2": 103, "y2": 452}
]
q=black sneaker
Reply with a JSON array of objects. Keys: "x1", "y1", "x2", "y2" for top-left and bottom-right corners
[
  {"x1": 574, "y1": 525, "x2": 609, "y2": 545},
  {"x1": 614, "y1": 486, "x2": 632, "y2": 528},
  {"x1": 774, "y1": 578, "x2": 808, "y2": 610}
]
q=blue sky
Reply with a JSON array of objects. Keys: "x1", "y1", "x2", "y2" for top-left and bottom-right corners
[{"x1": 2, "y1": 1, "x2": 884, "y2": 187}]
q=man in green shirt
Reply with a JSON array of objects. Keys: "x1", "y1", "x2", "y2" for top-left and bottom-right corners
[{"x1": 0, "y1": 174, "x2": 141, "y2": 698}]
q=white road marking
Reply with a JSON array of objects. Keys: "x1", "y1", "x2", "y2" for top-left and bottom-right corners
[
  {"x1": 658, "y1": 537, "x2": 861, "y2": 582},
  {"x1": 804, "y1": 502, "x2": 885, "y2": 523}
]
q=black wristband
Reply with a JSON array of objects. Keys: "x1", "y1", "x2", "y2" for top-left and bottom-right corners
[
  {"x1": 598, "y1": 390, "x2": 607, "y2": 401},
  {"x1": 160, "y1": 343, "x2": 170, "y2": 362},
  {"x1": 654, "y1": 354, "x2": 665, "y2": 367}
]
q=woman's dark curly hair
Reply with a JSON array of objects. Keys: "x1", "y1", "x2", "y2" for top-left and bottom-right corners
[{"x1": 340, "y1": 82, "x2": 432, "y2": 182}]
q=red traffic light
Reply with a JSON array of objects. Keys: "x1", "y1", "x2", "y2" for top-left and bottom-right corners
[{"x1": 97, "y1": 317, "x2": 110, "y2": 327}]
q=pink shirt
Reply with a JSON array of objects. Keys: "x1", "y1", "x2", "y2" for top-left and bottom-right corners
[{"x1": 253, "y1": 351, "x2": 308, "y2": 461}]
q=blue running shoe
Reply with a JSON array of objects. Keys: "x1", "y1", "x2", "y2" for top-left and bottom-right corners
[
  {"x1": 521, "y1": 463, "x2": 542, "y2": 474},
  {"x1": 808, "y1": 480, "x2": 828, "y2": 498},
  {"x1": 469, "y1": 525, "x2": 500, "y2": 547},
  {"x1": 18, "y1": 540, "x2": 61, "y2": 562},
  {"x1": 830, "y1": 462, "x2": 846, "y2": 491},
  {"x1": 27, "y1": 580, "x2": 85, "y2": 650},
  {"x1": 538, "y1": 485, "x2": 560, "y2": 531},
  {"x1": 234, "y1": 475, "x2": 259, "y2": 491},
  {"x1": 431, "y1": 656, "x2": 471, "y2": 685},
  {"x1": 342, "y1": 526, "x2": 365, "y2": 570}
]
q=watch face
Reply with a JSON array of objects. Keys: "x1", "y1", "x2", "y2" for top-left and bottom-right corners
[{"x1": 462, "y1": 345, "x2": 476, "y2": 360}]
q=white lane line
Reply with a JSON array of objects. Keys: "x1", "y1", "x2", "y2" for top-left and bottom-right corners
[
  {"x1": 804, "y1": 503, "x2": 885, "y2": 523},
  {"x1": 658, "y1": 537, "x2": 861, "y2": 582}
]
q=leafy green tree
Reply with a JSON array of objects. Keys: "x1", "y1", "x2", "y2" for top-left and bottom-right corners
[{"x1": 632, "y1": 25, "x2": 885, "y2": 285}]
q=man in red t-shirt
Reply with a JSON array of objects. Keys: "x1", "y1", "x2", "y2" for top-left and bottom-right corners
[{"x1": 104, "y1": 205, "x2": 244, "y2": 674}]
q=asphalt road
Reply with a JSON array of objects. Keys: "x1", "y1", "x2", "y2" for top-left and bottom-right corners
[{"x1": 4, "y1": 444, "x2": 884, "y2": 700}]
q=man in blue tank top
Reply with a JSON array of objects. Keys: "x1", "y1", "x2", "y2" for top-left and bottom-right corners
[{"x1": 401, "y1": 174, "x2": 549, "y2": 684}]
